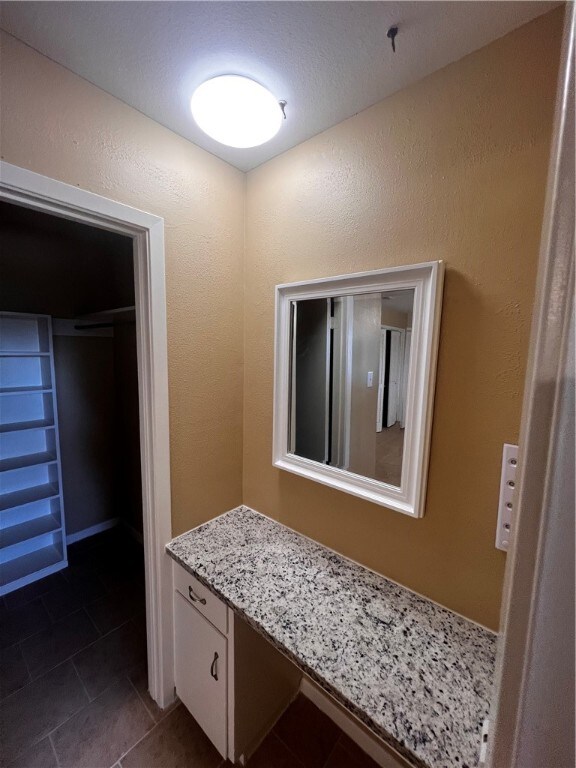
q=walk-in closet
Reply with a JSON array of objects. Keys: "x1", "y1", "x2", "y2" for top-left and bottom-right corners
[
  {"x1": 1, "y1": 200, "x2": 144, "y2": 594},
  {"x1": 0, "y1": 202, "x2": 150, "y2": 757}
]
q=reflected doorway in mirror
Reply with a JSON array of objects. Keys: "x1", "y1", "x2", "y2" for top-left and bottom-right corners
[{"x1": 289, "y1": 290, "x2": 415, "y2": 489}]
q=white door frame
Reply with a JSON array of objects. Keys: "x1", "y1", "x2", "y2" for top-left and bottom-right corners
[
  {"x1": 0, "y1": 161, "x2": 175, "y2": 709},
  {"x1": 400, "y1": 330, "x2": 412, "y2": 429},
  {"x1": 376, "y1": 325, "x2": 405, "y2": 432},
  {"x1": 487, "y1": 6, "x2": 574, "y2": 767}
]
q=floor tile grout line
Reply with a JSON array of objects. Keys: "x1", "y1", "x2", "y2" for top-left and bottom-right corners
[
  {"x1": 47, "y1": 732, "x2": 61, "y2": 768},
  {"x1": 116, "y1": 718, "x2": 162, "y2": 766},
  {"x1": 71, "y1": 614, "x2": 148, "y2": 701},
  {"x1": 83, "y1": 603, "x2": 104, "y2": 637},
  {"x1": 41, "y1": 576, "x2": 111, "y2": 625},
  {"x1": 0, "y1": 655, "x2": 73, "y2": 708},
  {"x1": 127, "y1": 668, "x2": 160, "y2": 723},
  {"x1": 154, "y1": 698, "x2": 178, "y2": 724},
  {"x1": 21, "y1": 607, "x2": 101, "y2": 683},
  {"x1": 1, "y1": 611, "x2": 140, "y2": 706},
  {"x1": 126, "y1": 673, "x2": 157, "y2": 728},
  {"x1": 2, "y1": 568, "x2": 141, "y2": 631},
  {"x1": 2, "y1": 536, "x2": 148, "y2": 767},
  {"x1": 35, "y1": 706, "x2": 86, "y2": 749},
  {"x1": 35, "y1": 611, "x2": 136, "y2": 685},
  {"x1": 71, "y1": 656, "x2": 92, "y2": 704},
  {"x1": 84, "y1": 613, "x2": 133, "y2": 644},
  {"x1": 0, "y1": 602, "x2": 54, "y2": 653},
  {"x1": 270, "y1": 730, "x2": 308, "y2": 767},
  {"x1": 322, "y1": 735, "x2": 343, "y2": 768},
  {"x1": 17, "y1": 639, "x2": 33, "y2": 687},
  {"x1": 2, "y1": 574, "x2": 65, "y2": 613},
  {"x1": 39, "y1": 590, "x2": 57, "y2": 623},
  {"x1": 5, "y1": 688, "x2": 87, "y2": 768},
  {"x1": 24, "y1": 671, "x2": 147, "y2": 767},
  {"x1": 112, "y1": 677, "x2": 159, "y2": 766}
]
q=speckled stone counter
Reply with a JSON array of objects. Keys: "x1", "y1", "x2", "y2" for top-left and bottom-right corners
[{"x1": 166, "y1": 506, "x2": 496, "y2": 768}]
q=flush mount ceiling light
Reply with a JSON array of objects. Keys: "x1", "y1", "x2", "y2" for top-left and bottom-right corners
[{"x1": 190, "y1": 75, "x2": 284, "y2": 149}]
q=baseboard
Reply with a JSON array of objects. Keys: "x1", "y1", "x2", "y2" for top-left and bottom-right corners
[
  {"x1": 66, "y1": 518, "x2": 119, "y2": 545},
  {"x1": 300, "y1": 677, "x2": 413, "y2": 768}
]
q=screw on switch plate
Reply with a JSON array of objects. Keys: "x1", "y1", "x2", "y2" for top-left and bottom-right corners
[{"x1": 496, "y1": 444, "x2": 518, "y2": 551}]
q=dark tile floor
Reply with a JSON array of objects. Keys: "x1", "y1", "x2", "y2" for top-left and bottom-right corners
[{"x1": 1, "y1": 528, "x2": 379, "y2": 768}]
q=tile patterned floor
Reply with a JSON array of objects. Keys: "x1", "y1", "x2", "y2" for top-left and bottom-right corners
[
  {"x1": 375, "y1": 423, "x2": 404, "y2": 486},
  {"x1": 1, "y1": 528, "x2": 379, "y2": 768}
]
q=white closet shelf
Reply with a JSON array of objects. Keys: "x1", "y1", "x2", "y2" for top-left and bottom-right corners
[
  {"x1": 0, "y1": 312, "x2": 66, "y2": 595},
  {"x1": 0, "y1": 483, "x2": 59, "y2": 512},
  {"x1": 0, "y1": 544, "x2": 64, "y2": 591},
  {"x1": 0, "y1": 419, "x2": 55, "y2": 434},
  {"x1": 0, "y1": 452, "x2": 57, "y2": 473},
  {"x1": 0, "y1": 513, "x2": 61, "y2": 549}
]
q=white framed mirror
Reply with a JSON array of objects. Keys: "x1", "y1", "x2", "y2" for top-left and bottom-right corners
[{"x1": 273, "y1": 261, "x2": 444, "y2": 517}]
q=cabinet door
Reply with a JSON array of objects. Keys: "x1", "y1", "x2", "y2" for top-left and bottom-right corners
[{"x1": 174, "y1": 591, "x2": 228, "y2": 757}]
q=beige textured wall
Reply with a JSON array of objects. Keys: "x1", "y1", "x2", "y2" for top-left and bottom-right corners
[
  {"x1": 381, "y1": 307, "x2": 409, "y2": 330},
  {"x1": 0, "y1": 31, "x2": 245, "y2": 535},
  {"x1": 53, "y1": 336, "x2": 116, "y2": 535},
  {"x1": 0, "y1": 10, "x2": 562, "y2": 629},
  {"x1": 244, "y1": 10, "x2": 563, "y2": 629}
]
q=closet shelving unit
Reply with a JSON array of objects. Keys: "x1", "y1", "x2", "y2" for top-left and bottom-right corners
[{"x1": 0, "y1": 312, "x2": 67, "y2": 595}]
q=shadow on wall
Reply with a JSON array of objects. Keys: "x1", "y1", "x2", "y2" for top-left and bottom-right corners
[
  {"x1": 54, "y1": 335, "x2": 116, "y2": 536},
  {"x1": 113, "y1": 322, "x2": 142, "y2": 536},
  {"x1": 54, "y1": 323, "x2": 142, "y2": 539}
]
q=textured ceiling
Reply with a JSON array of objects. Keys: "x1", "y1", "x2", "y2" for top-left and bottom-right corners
[{"x1": 0, "y1": 1, "x2": 558, "y2": 171}]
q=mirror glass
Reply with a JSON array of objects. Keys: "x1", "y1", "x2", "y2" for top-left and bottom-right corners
[
  {"x1": 289, "y1": 290, "x2": 415, "y2": 488},
  {"x1": 274, "y1": 261, "x2": 443, "y2": 516}
]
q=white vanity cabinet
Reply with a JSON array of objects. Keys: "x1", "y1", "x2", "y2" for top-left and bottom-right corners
[
  {"x1": 172, "y1": 560, "x2": 301, "y2": 765},
  {"x1": 174, "y1": 590, "x2": 228, "y2": 756}
]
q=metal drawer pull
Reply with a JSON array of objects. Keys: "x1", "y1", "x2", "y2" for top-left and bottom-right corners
[
  {"x1": 188, "y1": 585, "x2": 206, "y2": 605},
  {"x1": 210, "y1": 652, "x2": 219, "y2": 681}
]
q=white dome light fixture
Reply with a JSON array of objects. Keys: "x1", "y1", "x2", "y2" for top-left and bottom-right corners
[{"x1": 191, "y1": 75, "x2": 284, "y2": 149}]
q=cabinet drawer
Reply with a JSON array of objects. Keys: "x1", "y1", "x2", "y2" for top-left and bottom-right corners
[
  {"x1": 173, "y1": 561, "x2": 228, "y2": 635},
  {"x1": 174, "y1": 591, "x2": 228, "y2": 758}
]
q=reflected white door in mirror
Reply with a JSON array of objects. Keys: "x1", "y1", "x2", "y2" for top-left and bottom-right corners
[{"x1": 273, "y1": 262, "x2": 444, "y2": 516}]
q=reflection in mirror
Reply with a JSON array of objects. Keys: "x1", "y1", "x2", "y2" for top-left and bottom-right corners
[
  {"x1": 289, "y1": 290, "x2": 415, "y2": 488},
  {"x1": 274, "y1": 261, "x2": 443, "y2": 516}
]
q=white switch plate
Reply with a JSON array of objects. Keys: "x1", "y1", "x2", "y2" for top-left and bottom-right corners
[
  {"x1": 496, "y1": 443, "x2": 518, "y2": 551},
  {"x1": 479, "y1": 718, "x2": 490, "y2": 764},
  {"x1": 367, "y1": 371, "x2": 373, "y2": 387}
]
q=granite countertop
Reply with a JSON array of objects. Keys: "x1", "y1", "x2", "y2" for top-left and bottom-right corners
[{"x1": 166, "y1": 506, "x2": 496, "y2": 768}]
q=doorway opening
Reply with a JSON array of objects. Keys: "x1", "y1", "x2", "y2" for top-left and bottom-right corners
[
  {"x1": 0, "y1": 200, "x2": 151, "y2": 704},
  {"x1": 0, "y1": 162, "x2": 174, "y2": 713}
]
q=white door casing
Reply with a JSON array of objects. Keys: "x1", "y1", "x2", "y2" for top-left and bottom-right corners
[
  {"x1": 400, "y1": 330, "x2": 412, "y2": 429},
  {"x1": 386, "y1": 330, "x2": 402, "y2": 427},
  {"x1": 377, "y1": 325, "x2": 406, "y2": 431},
  {"x1": 0, "y1": 161, "x2": 175, "y2": 708},
  {"x1": 487, "y1": 7, "x2": 575, "y2": 767}
]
